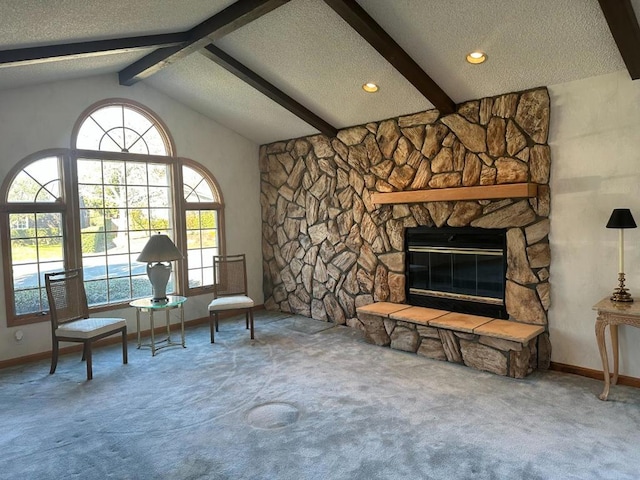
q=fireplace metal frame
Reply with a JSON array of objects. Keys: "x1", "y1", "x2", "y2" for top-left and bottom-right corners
[{"x1": 405, "y1": 226, "x2": 508, "y2": 319}]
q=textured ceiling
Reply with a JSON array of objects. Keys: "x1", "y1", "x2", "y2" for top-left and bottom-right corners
[
  {"x1": 0, "y1": 0, "x2": 236, "y2": 47},
  {"x1": 0, "y1": 51, "x2": 153, "y2": 90},
  {"x1": 0, "y1": 0, "x2": 633, "y2": 145},
  {"x1": 146, "y1": 53, "x2": 321, "y2": 142},
  {"x1": 358, "y1": 0, "x2": 625, "y2": 102},
  {"x1": 215, "y1": 0, "x2": 433, "y2": 128}
]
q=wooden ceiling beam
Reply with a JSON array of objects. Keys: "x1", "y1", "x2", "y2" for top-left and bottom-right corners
[
  {"x1": 201, "y1": 44, "x2": 338, "y2": 138},
  {"x1": 598, "y1": 0, "x2": 640, "y2": 79},
  {"x1": 0, "y1": 33, "x2": 188, "y2": 67},
  {"x1": 323, "y1": 0, "x2": 455, "y2": 114},
  {"x1": 119, "y1": 0, "x2": 290, "y2": 86}
]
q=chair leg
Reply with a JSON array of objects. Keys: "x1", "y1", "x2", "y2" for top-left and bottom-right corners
[
  {"x1": 81, "y1": 343, "x2": 88, "y2": 361},
  {"x1": 50, "y1": 339, "x2": 59, "y2": 374},
  {"x1": 246, "y1": 312, "x2": 249, "y2": 329},
  {"x1": 85, "y1": 342, "x2": 93, "y2": 381},
  {"x1": 249, "y1": 309, "x2": 254, "y2": 340},
  {"x1": 122, "y1": 328, "x2": 128, "y2": 365},
  {"x1": 215, "y1": 312, "x2": 219, "y2": 332},
  {"x1": 209, "y1": 312, "x2": 215, "y2": 343}
]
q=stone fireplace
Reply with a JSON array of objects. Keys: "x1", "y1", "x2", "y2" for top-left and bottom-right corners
[{"x1": 260, "y1": 87, "x2": 551, "y2": 368}]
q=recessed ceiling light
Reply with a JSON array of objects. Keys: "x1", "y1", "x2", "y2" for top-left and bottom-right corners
[
  {"x1": 362, "y1": 82, "x2": 379, "y2": 93},
  {"x1": 466, "y1": 51, "x2": 487, "y2": 64}
]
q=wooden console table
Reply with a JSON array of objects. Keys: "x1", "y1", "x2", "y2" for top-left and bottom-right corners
[{"x1": 593, "y1": 297, "x2": 640, "y2": 400}]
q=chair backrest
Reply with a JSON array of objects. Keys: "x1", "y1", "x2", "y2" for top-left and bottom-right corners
[
  {"x1": 213, "y1": 254, "x2": 248, "y2": 298},
  {"x1": 45, "y1": 269, "x2": 90, "y2": 329}
]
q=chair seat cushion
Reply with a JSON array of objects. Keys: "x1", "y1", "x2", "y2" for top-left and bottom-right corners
[
  {"x1": 55, "y1": 317, "x2": 127, "y2": 340},
  {"x1": 208, "y1": 295, "x2": 254, "y2": 311}
]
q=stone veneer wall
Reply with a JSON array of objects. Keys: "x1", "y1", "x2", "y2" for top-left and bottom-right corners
[{"x1": 260, "y1": 88, "x2": 552, "y2": 367}]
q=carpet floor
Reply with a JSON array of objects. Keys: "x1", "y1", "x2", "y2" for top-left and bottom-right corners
[{"x1": 1, "y1": 311, "x2": 639, "y2": 480}]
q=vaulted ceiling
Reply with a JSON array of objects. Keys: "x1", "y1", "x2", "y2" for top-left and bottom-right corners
[{"x1": 1, "y1": 0, "x2": 639, "y2": 145}]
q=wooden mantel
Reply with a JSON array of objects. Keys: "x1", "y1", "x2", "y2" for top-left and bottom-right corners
[{"x1": 371, "y1": 183, "x2": 538, "y2": 205}]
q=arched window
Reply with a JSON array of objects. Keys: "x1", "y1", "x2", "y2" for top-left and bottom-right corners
[
  {"x1": 74, "y1": 102, "x2": 171, "y2": 155},
  {"x1": 182, "y1": 163, "x2": 224, "y2": 290},
  {"x1": 4, "y1": 155, "x2": 64, "y2": 316},
  {"x1": 1, "y1": 100, "x2": 224, "y2": 326}
]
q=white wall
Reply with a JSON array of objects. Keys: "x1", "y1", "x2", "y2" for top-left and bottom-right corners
[
  {"x1": 549, "y1": 70, "x2": 640, "y2": 377},
  {"x1": 0, "y1": 74, "x2": 262, "y2": 362}
]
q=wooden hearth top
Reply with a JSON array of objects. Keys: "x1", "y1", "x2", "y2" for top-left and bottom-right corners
[
  {"x1": 356, "y1": 302, "x2": 411, "y2": 317},
  {"x1": 389, "y1": 306, "x2": 449, "y2": 324},
  {"x1": 356, "y1": 302, "x2": 546, "y2": 344},
  {"x1": 430, "y1": 312, "x2": 493, "y2": 333},
  {"x1": 474, "y1": 319, "x2": 544, "y2": 343}
]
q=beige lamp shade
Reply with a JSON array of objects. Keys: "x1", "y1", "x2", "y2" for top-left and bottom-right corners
[{"x1": 137, "y1": 233, "x2": 182, "y2": 262}]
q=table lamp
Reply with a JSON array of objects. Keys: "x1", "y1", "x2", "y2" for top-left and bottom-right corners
[
  {"x1": 606, "y1": 208, "x2": 637, "y2": 302},
  {"x1": 137, "y1": 233, "x2": 183, "y2": 303}
]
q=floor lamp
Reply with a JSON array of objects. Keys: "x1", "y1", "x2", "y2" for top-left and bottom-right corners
[{"x1": 606, "y1": 208, "x2": 637, "y2": 302}]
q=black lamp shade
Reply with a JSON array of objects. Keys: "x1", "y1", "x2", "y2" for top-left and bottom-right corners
[{"x1": 606, "y1": 209, "x2": 637, "y2": 229}]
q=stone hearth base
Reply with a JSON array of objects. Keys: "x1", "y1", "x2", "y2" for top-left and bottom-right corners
[{"x1": 356, "y1": 302, "x2": 544, "y2": 378}]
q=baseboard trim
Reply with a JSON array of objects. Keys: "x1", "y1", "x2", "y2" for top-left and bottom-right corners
[
  {"x1": 0, "y1": 304, "x2": 265, "y2": 370},
  {"x1": 549, "y1": 362, "x2": 640, "y2": 388}
]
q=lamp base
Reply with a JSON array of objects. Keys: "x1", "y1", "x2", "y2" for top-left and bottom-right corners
[
  {"x1": 611, "y1": 272, "x2": 633, "y2": 303},
  {"x1": 147, "y1": 262, "x2": 172, "y2": 303}
]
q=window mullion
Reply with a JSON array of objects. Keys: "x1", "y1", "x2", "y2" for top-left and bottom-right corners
[
  {"x1": 64, "y1": 152, "x2": 81, "y2": 272},
  {"x1": 121, "y1": 105, "x2": 126, "y2": 152},
  {"x1": 172, "y1": 161, "x2": 186, "y2": 296}
]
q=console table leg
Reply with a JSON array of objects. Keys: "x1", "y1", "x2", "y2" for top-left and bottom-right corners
[
  {"x1": 595, "y1": 318, "x2": 611, "y2": 401},
  {"x1": 611, "y1": 324, "x2": 619, "y2": 385}
]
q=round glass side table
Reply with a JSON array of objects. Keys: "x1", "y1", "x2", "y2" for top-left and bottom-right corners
[{"x1": 130, "y1": 295, "x2": 187, "y2": 356}]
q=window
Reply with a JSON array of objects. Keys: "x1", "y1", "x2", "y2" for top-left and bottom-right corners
[
  {"x1": 183, "y1": 164, "x2": 224, "y2": 290},
  {"x1": 77, "y1": 158, "x2": 174, "y2": 305},
  {"x1": 1, "y1": 100, "x2": 224, "y2": 326},
  {"x1": 75, "y1": 103, "x2": 170, "y2": 155},
  {"x1": 4, "y1": 155, "x2": 64, "y2": 317}
]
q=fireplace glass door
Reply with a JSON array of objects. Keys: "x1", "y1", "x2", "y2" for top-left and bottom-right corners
[
  {"x1": 409, "y1": 246, "x2": 504, "y2": 303},
  {"x1": 405, "y1": 226, "x2": 507, "y2": 318}
]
